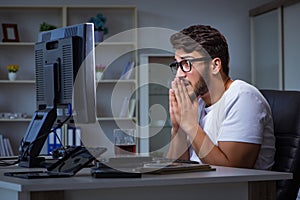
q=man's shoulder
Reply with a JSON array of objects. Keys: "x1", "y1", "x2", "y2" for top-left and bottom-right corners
[
  {"x1": 228, "y1": 79, "x2": 262, "y2": 97},
  {"x1": 226, "y1": 79, "x2": 269, "y2": 108}
]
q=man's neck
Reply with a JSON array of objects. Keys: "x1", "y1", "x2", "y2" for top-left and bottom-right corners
[{"x1": 199, "y1": 77, "x2": 232, "y2": 107}]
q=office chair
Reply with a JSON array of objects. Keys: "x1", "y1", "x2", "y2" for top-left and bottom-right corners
[{"x1": 260, "y1": 90, "x2": 300, "y2": 200}]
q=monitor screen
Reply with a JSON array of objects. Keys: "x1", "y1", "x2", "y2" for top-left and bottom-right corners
[{"x1": 18, "y1": 23, "x2": 96, "y2": 167}]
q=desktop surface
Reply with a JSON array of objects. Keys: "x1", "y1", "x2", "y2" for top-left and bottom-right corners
[{"x1": 0, "y1": 164, "x2": 292, "y2": 200}]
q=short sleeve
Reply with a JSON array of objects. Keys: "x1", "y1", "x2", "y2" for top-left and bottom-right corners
[{"x1": 218, "y1": 87, "x2": 269, "y2": 144}]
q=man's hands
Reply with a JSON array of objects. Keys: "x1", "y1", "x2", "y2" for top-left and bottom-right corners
[
  {"x1": 167, "y1": 77, "x2": 198, "y2": 160},
  {"x1": 169, "y1": 77, "x2": 198, "y2": 137}
]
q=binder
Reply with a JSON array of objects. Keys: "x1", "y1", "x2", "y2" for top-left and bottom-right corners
[
  {"x1": 67, "y1": 127, "x2": 74, "y2": 146},
  {"x1": 55, "y1": 128, "x2": 62, "y2": 149},
  {"x1": 47, "y1": 132, "x2": 55, "y2": 155},
  {"x1": 75, "y1": 128, "x2": 81, "y2": 146}
]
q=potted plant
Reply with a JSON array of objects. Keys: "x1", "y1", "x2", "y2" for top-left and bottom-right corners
[
  {"x1": 6, "y1": 64, "x2": 19, "y2": 81},
  {"x1": 40, "y1": 22, "x2": 57, "y2": 32},
  {"x1": 88, "y1": 13, "x2": 108, "y2": 42}
]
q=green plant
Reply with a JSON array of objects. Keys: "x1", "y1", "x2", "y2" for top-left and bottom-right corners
[
  {"x1": 39, "y1": 22, "x2": 57, "y2": 32},
  {"x1": 88, "y1": 13, "x2": 108, "y2": 34}
]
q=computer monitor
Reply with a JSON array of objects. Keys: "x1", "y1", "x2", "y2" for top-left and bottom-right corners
[{"x1": 18, "y1": 23, "x2": 96, "y2": 168}]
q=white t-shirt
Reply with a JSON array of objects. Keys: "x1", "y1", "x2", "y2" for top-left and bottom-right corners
[{"x1": 189, "y1": 80, "x2": 275, "y2": 170}]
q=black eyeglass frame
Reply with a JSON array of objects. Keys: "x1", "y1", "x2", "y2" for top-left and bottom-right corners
[{"x1": 169, "y1": 57, "x2": 211, "y2": 74}]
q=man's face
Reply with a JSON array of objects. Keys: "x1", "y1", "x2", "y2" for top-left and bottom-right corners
[{"x1": 174, "y1": 49, "x2": 211, "y2": 97}]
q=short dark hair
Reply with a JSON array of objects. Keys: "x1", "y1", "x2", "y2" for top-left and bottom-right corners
[{"x1": 170, "y1": 25, "x2": 230, "y2": 76}]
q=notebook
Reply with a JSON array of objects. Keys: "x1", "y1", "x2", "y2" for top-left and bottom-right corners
[
  {"x1": 139, "y1": 162, "x2": 215, "y2": 174},
  {"x1": 90, "y1": 156, "x2": 150, "y2": 178},
  {"x1": 4, "y1": 146, "x2": 105, "y2": 179}
]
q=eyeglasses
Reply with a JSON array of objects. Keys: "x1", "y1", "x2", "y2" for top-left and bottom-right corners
[{"x1": 169, "y1": 57, "x2": 210, "y2": 74}]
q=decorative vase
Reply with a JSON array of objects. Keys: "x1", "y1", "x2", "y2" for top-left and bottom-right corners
[
  {"x1": 94, "y1": 31, "x2": 104, "y2": 43},
  {"x1": 8, "y1": 72, "x2": 17, "y2": 81}
]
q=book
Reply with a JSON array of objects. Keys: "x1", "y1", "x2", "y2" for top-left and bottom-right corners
[
  {"x1": 120, "y1": 61, "x2": 135, "y2": 80},
  {"x1": 128, "y1": 99, "x2": 136, "y2": 118},
  {"x1": 4, "y1": 138, "x2": 14, "y2": 156},
  {"x1": 0, "y1": 134, "x2": 6, "y2": 156},
  {"x1": 119, "y1": 97, "x2": 136, "y2": 118},
  {"x1": 119, "y1": 97, "x2": 130, "y2": 117},
  {"x1": 3, "y1": 138, "x2": 10, "y2": 156},
  {"x1": 0, "y1": 134, "x2": 15, "y2": 156}
]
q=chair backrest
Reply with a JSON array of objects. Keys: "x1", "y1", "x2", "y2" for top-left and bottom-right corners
[{"x1": 260, "y1": 90, "x2": 300, "y2": 200}]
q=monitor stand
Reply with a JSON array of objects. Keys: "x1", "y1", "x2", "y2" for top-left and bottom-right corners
[
  {"x1": 18, "y1": 108, "x2": 57, "y2": 168},
  {"x1": 19, "y1": 156, "x2": 46, "y2": 168}
]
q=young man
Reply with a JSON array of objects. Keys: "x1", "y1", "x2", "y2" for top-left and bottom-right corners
[{"x1": 167, "y1": 25, "x2": 275, "y2": 170}]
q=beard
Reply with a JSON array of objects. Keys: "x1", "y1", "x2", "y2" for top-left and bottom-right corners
[
  {"x1": 193, "y1": 65, "x2": 210, "y2": 96},
  {"x1": 194, "y1": 76, "x2": 209, "y2": 96}
]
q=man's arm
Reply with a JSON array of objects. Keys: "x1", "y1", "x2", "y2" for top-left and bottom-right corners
[
  {"x1": 167, "y1": 128, "x2": 190, "y2": 160},
  {"x1": 188, "y1": 124, "x2": 260, "y2": 168}
]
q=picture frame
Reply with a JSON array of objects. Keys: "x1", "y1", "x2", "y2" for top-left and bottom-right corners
[{"x1": 2, "y1": 23, "x2": 20, "y2": 42}]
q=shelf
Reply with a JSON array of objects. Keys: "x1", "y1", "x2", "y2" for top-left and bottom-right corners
[
  {"x1": 97, "y1": 79, "x2": 136, "y2": 84},
  {"x1": 97, "y1": 117, "x2": 137, "y2": 121},
  {"x1": 0, "y1": 118, "x2": 32, "y2": 122},
  {"x1": 0, "y1": 42, "x2": 135, "y2": 47},
  {"x1": 0, "y1": 80, "x2": 35, "y2": 84},
  {"x1": 95, "y1": 42, "x2": 136, "y2": 46},
  {"x1": 0, "y1": 43, "x2": 135, "y2": 47},
  {"x1": 0, "y1": 42, "x2": 35, "y2": 46}
]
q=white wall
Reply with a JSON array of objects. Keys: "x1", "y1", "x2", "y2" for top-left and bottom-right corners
[{"x1": 1, "y1": 0, "x2": 270, "y2": 82}]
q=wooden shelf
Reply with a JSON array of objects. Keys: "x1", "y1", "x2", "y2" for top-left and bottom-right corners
[{"x1": 0, "y1": 5, "x2": 138, "y2": 156}]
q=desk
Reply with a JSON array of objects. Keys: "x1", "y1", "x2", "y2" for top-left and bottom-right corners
[{"x1": 0, "y1": 166, "x2": 292, "y2": 200}]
